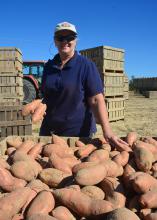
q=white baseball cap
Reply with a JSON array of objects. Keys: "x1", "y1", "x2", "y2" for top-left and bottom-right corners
[{"x1": 54, "y1": 22, "x2": 77, "y2": 34}]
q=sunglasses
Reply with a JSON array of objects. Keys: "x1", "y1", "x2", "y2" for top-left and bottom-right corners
[{"x1": 55, "y1": 35, "x2": 77, "y2": 42}]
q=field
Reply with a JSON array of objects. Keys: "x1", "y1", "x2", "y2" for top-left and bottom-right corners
[{"x1": 33, "y1": 92, "x2": 157, "y2": 138}]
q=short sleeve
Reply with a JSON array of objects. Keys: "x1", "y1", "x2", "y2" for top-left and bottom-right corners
[{"x1": 84, "y1": 61, "x2": 104, "y2": 97}]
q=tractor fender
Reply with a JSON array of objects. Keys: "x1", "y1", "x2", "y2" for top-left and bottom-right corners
[{"x1": 23, "y1": 75, "x2": 39, "y2": 90}]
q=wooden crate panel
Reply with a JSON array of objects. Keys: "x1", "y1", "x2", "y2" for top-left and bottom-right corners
[
  {"x1": 105, "y1": 97, "x2": 125, "y2": 121},
  {"x1": 80, "y1": 46, "x2": 124, "y2": 61},
  {"x1": 0, "y1": 47, "x2": 22, "y2": 62},
  {"x1": 0, "y1": 104, "x2": 32, "y2": 138},
  {"x1": 0, "y1": 60, "x2": 23, "y2": 73}
]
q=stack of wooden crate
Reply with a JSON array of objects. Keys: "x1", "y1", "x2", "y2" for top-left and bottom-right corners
[
  {"x1": 80, "y1": 46, "x2": 129, "y2": 122},
  {"x1": 0, "y1": 47, "x2": 32, "y2": 138}
]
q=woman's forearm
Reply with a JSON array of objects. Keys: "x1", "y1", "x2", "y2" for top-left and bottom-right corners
[{"x1": 88, "y1": 93, "x2": 113, "y2": 139}]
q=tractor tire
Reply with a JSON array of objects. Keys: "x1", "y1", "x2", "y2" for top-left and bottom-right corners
[{"x1": 23, "y1": 79, "x2": 37, "y2": 104}]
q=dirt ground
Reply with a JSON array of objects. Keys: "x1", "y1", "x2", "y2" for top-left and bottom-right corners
[{"x1": 33, "y1": 91, "x2": 157, "y2": 138}]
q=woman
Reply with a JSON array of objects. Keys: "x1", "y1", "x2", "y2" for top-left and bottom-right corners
[{"x1": 40, "y1": 21, "x2": 128, "y2": 147}]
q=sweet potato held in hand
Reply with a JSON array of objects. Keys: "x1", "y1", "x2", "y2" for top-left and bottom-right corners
[
  {"x1": 22, "y1": 99, "x2": 42, "y2": 116},
  {"x1": 32, "y1": 103, "x2": 47, "y2": 123}
]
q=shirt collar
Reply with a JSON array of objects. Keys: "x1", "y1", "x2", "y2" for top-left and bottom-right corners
[{"x1": 52, "y1": 51, "x2": 78, "y2": 69}]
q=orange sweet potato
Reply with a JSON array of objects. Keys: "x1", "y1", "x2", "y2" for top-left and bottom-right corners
[
  {"x1": 27, "y1": 179, "x2": 49, "y2": 193},
  {"x1": 51, "y1": 134, "x2": 69, "y2": 148},
  {"x1": 11, "y1": 160, "x2": 42, "y2": 182},
  {"x1": 87, "y1": 149, "x2": 109, "y2": 163},
  {"x1": 27, "y1": 214, "x2": 58, "y2": 220},
  {"x1": 52, "y1": 206, "x2": 76, "y2": 220},
  {"x1": 6, "y1": 136, "x2": 23, "y2": 149},
  {"x1": 49, "y1": 153, "x2": 72, "y2": 175},
  {"x1": 74, "y1": 163, "x2": 107, "y2": 186},
  {"x1": 28, "y1": 142, "x2": 44, "y2": 159},
  {"x1": 105, "y1": 207, "x2": 140, "y2": 220},
  {"x1": 139, "y1": 189, "x2": 157, "y2": 208},
  {"x1": 141, "y1": 136, "x2": 157, "y2": 147},
  {"x1": 26, "y1": 190, "x2": 55, "y2": 218},
  {"x1": 134, "y1": 145, "x2": 154, "y2": 172},
  {"x1": 133, "y1": 140, "x2": 157, "y2": 154},
  {"x1": 43, "y1": 143, "x2": 73, "y2": 158},
  {"x1": 75, "y1": 140, "x2": 85, "y2": 148},
  {"x1": 53, "y1": 188, "x2": 113, "y2": 217},
  {"x1": 0, "y1": 187, "x2": 32, "y2": 219},
  {"x1": 38, "y1": 168, "x2": 71, "y2": 188},
  {"x1": 22, "y1": 99, "x2": 42, "y2": 116},
  {"x1": 126, "y1": 132, "x2": 138, "y2": 147},
  {"x1": 75, "y1": 144, "x2": 96, "y2": 159},
  {"x1": 112, "y1": 151, "x2": 129, "y2": 167},
  {"x1": 32, "y1": 103, "x2": 47, "y2": 123},
  {"x1": 17, "y1": 140, "x2": 35, "y2": 154},
  {"x1": 81, "y1": 185, "x2": 105, "y2": 200},
  {"x1": 101, "y1": 160, "x2": 123, "y2": 177},
  {"x1": 72, "y1": 161, "x2": 98, "y2": 174}
]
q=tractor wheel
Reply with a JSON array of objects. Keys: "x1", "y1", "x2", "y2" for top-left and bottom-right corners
[{"x1": 23, "y1": 79, "x2": 37, "y2": 104}]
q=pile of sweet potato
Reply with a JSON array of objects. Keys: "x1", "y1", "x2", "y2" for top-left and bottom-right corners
[{"x1": 1, "y1": 133, "x2": 157, "y2": 219}]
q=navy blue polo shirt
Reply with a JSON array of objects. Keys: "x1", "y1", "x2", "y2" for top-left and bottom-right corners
[{"x1": 40, "y1": 51, "x2": 103, "y2": 137}]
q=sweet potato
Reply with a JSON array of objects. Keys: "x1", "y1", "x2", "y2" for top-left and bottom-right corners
[
  {"x1": 51, "y1": 134, "x2": 69, "y2": 148},
  {"x1": 0, "y1": 166, "x2": 16, "y2": 192},
  {"x1": 27, "y1": 179, "x2": 49, "y2": 193},
  {"x1": 26, "y1": 190, "x2": 55, "y2": 218},
  {"x1": 11, "y1": 160, "x2": 42, "y2": 181},
  {"x1": 134, "y1": 145, "x2": 154, "y2": 172},
  {"x1": 126, "y1": 132, "x2": 138, "y2": 147},
  {"x1": 101, "y1": 160, "x2": 123, "y2": 177},
  {"x1": 22, "y1": 189, "x2": 37, "y2": 215},
  {"x1": 132, "y1": 172, "x2": 157, "y2": 193},
  {"x1": 22, "y1": 99, "x2": 42, "y2": 116},
  {"x1": 17, "y1": 140, "x2": 35, "y2": 154},
  {"x1": 74, "y1": 163, "x2": 107, "y2": 186},
  {"x1": 105, "y1": 207, "x2": 140, "y2": 220},
  {"x1": 141, "y1": 136, "x2": 157, "y2": 147},
  {"x1": 139, "y1": 189, "x2": 157, "y2": 208},
  {"x1": 113, "y1": 151, "x2": 129, "y2": 167},
  {"x1": 87, "y1": 149, "x2": 109, "y2": 163},
  {"x1": 26, "y1": 214, "x2": 58, "y2": 220},
  {"x1": 32, "y1": 103, "x2": 47, "y2": 123},
  {"x1": 38, "y1": 168, "x2": 71, "y2": 188},
  {"x1": 101, "y1": 143, "x2": 111, "y2": 152},
  {"x1": 49, "y1": 153, "x2": 72, "y2": 174},
  {"x1": 75, "y1": 144, "x2": 96, "y2": 159},
  {"x1": 0, "y1": 187, "x2": 32, "y2": 219},
  {"x1": 109, "y1": 150, "x2": 120, "y2": 158},
  {"x1": 53, "y1": 188, "x2": 113, "y2": 217},
  {"x1": 75, "y1": 140, "x2": 85, "y2": 148},
  {"x1": 6, "y1": 136, "x2": 23, "y2": 149},
  {"x1": 12, "y1": 151, "x2": 33, "y2": 162},
  {"x1": 12, "y1": 214, "x2": 24, "y2": 220},
  {"x1": 52, "y1": 206, "x2": 76, "y2": 220},
  {"x1": 133, "y1": 140, "x2": 157, "y2": 154},
  {"x1": 81, "y1": 185, "x2": 105, "y2": 200},
  {"x1": 99, "y1": 177, "x2": 126, "y2": 208},
  {"x1": 28, "y1": 142, "x2": 45, "y2": 159},
  {"x1": 43, "y1": 143, "x2": 73, "y2": 158},
  {"x1": 0, "y1": 157, "x2": 10, "y2": 169},
  {"x1": 144, "y1": 213, "x2": 157, "y2": 220},
  {"x1": 72, "y1": 161, "x2": 98, "y2": 174},
  {"x1": 62, "y1": 156, "x2": 80, "y2": 169}
]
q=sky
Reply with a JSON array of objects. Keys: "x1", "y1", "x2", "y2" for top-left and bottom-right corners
[{"x1": 0, "y1": 0, "x2": 157, "y2": 79}]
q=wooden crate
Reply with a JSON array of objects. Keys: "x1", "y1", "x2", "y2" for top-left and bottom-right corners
[
  {"x1": 0, "y1": 47, "x2": 22, "y2": 62},
  {"x1": 0, "y1": 104, "x2": 32, "y2": 138},
  {"x1": 80, "y1": 46, "x2": 124, "y2": 61},
  {"x1": 105, "y1": 97, "x2": 125, "y2": 122},
  {"x1": 102, "y1": 72, "x2": 124, "y2": 97},
  {"x1": 80, "y1": 46, "x2": 125, "y2": 73},
  {"x1": 0, "y1": 60, "x2": 23, "y2": 73},
  {"x1": 0, "y1": 72, "x2": 23, "y2": 100}
]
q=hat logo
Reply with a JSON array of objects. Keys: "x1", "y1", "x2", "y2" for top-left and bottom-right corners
[{"x1": 61, "y1": 22, "x2": 71, "y2": 27}]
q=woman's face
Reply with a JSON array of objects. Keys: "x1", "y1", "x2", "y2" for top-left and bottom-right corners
[{"x1": 54, "y1": 30, "x2": 77, "y2": 56}]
